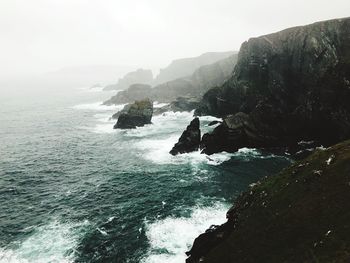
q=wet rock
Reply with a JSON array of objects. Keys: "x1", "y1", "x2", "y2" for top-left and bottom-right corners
[
  {"x1": 114, "y1": 99, "x2": 153, "y2": 129},
  {"x1": 170, "y1": 118, "x2": 201, "y2": 155},
  {"x1": 196, "y1": 17, "x2": 350, "y2": 153}
]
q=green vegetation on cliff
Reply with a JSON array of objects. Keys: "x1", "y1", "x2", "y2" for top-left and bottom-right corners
[{"x1": 187, "y1": 140, "x2": 350, "y2": 262}]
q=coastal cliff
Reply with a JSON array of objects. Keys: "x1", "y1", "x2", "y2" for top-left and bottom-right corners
[
  {"x1": 187, "y1": 139, "x2": 350, "y2": 263},
  {"x1": 103, "y1": 53, "x2": 238, "y2": 105},
  {"x1": 197, "y1": 17, "x2": 350, "y2": 154}
]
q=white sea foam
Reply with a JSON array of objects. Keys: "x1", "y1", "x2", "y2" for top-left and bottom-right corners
[
  {"x1": 0, "y1": 219, "x2": 89, "y2": 263},
  {"x1": 72, "y1": 102, "x2": 124, "y2": 112},
  {"x1": 141, "y1": 202, "x2": 229, "y2": 263},
  {"x1": 153, "y1": 102, "x2": 169, "y2": 108}
]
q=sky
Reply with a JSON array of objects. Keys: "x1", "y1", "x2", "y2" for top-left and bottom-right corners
[{"x1": 0, "y1": 0, "x2": 349, "y2": 79}]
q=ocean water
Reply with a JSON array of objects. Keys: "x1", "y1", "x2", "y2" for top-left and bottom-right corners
[{"x1": 0, "y1": 85, "x2": 290, "y2": 263}]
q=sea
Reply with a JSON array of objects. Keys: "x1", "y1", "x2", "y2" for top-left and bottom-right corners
[{"x1": 0, "y1": 83, "x2": 290, "y2": 263}]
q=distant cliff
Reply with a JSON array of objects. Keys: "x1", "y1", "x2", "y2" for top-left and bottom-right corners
[
  {"x1": 104, "y1": 53, "x2": 238, "y2": 105},
  {"x1": 154, "y1": 51, "x2": 236, "y2": 85},
  {"x1": 103, "y1": 69, "x2": 153, "y2": 91},
  {"x1": 198, "y1": 17, "x2": 350, "y2": 154},
  {"x1": 187, "y1": 139, "x2": 350, "y2": 263}
]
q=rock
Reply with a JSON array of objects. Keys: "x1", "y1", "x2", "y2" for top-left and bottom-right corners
[
  {"x1": 103, "y1": 53, "x2": 238, "y2": 105},
  {"x1": 111, "y1": 104, "x2": 131, "y2": 119},
  {"x1": 170, "y1": 118, "x2": 201, "y2": 155},
  {"x1": 199, "y1": 17, "x2": 350, "y2": 154},
  {"x1": 186, "y1": 139, "x2": 350, "y2": 263},
  {"x1": 201, "y1": 112, "x2": 266, "y2": 154},
  {"x1": 114, "y1": 99, "x2": 153, "y2": 129}
]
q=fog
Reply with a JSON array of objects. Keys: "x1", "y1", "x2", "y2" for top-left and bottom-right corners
[{"x1": 1, "y1": 0, "x2": 349, "y2": 83}]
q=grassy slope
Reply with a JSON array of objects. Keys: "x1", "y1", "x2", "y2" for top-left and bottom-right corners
[{"x1": 203, "y1": 140, "x2": 350, "y2": 263}]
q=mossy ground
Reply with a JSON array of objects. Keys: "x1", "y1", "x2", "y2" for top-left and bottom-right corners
[{"x1": 202, "y1": 140, "x2": 350, "y2": 263}]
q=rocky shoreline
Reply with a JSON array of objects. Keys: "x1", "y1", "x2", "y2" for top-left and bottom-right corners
[{"x1": 186, "y1": 139, "x2": 350, "y2": 262}]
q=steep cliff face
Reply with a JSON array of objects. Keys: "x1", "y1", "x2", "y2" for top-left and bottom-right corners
[
  {"x1": 187, "y1": 139, "x2": 350, "y2": 263},
  {"x1": 104, "y1": 53, "x2": 238, "y2": 105},
  {"x1": 198, "y1": 17, "x2": 350, "y2": 154}
]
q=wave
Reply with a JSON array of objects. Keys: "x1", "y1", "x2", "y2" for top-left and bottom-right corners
[
  {"x1": 0, "y1": 219, "x2": 89, "y2": 263},
  {"x1": 72, "y1": 102, "x2": 125, "y2": 112},
  {"x1": 141, "y1": 201, "x2": 229, "y2": 263}
]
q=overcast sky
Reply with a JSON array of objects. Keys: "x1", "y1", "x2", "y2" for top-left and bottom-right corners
[{"x1": 1, "y1": 0, "x2": 349, "y2": 79}]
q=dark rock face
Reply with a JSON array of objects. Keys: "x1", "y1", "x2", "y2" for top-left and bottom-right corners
[
  {"x1": 199, "y1": 17, "x2": 350, "y2": 154},
  {"x1": 187, "y1": 139, "x2": 350, "y2": 263},
  {"x1": 114, "y1": 99, "x2": 153, "y2": 129},
  {"x1": 170, "y1": 118, "x2": 201, "y2": 155},
  {"x1": 201, "y1": 112, "x2": 267, "y2": 154}
]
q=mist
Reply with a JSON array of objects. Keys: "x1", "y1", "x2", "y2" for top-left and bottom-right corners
[{"x1": 1, "y1": 0, "x2": 349, "y2": 84}]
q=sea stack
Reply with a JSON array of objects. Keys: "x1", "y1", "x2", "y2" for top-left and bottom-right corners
[
  {"x1": 170, "y1": 117, "x2": 201, "y2": 155},
  {"x1": 114, "y1": 99, "x2": 153, "y2": 129}
]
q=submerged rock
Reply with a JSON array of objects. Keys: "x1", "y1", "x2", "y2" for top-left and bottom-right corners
[
  {"x1": 114, "y1": 99, "x2": 153, "y2": 129},
  {"x1": 170, "y1": 118, "x2": 201, "y2": 155}
]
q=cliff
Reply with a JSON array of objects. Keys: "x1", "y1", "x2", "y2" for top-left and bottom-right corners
[
  {"x1": 104, "y1": 53, "x2": 238, "y2": 105},
  {"x1": 187, "y1": 139, "x2": 350, "y2": 263},
  {"x1": 154, "y1": 51, "x2": 236, "y2": 85},
  {"x1": 197, "y1": 17, "x2": 350, "y2": 154},
  {"x1": 103, "y1": 68, "x2": 153, "y2": 91}
]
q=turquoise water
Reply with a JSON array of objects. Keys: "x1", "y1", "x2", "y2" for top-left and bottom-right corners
[{"x1": 0, "y1": 85, "x2": 290, "y2": 263}]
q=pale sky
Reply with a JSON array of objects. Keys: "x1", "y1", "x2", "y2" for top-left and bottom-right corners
[{"x1": 1, "y1": 0, "x2": 349, "y2": 78}]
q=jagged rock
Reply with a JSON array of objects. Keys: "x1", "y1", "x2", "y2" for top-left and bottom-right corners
[
  {"x1": 201, "y1": 112, "x2": 267, "y2": 154},
  {"x1": 103, "y1": 53, "x2": 238, "y2": 105},
  {"x1": 111, "y1": 104, "x2": 131, "y2": 119},
  {"x1": 187, "y1": 139, "x2": 350, "y2": 263},
  {"x1": 199, "y1": 17, "x2": 350, "y2": 154},
  {"x1": 114, "y1": 99, "x2": 153, "y2": 129},
  {"x1": 170, "y1": 118, "x2": 201, "y2": 155}
]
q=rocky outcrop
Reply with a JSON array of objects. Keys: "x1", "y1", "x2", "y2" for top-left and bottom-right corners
[
  {"x1": 187, "y1": 139, "x2": 350, "y2": 263},
  {"x1": 114, "y1": 99, "x2": 153, "y2": 129},
  {"x1": 198, "y1": 17, "x2": 350, "y2": 154},
  {"x1": 104, "y1": 84, "x2": 152, "y2": 105},
  {"x1": 103, "y1": 69, "x2": 153, "y2": 91},
  {"x1": 103, "y1": 53, "x2": 238, "y2": 105},
  {"x1": 170, "y1": 118, "x2": 201, "y2": 155}
]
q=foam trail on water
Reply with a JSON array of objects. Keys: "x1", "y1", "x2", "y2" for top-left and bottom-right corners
[
  {"x1": 141, "y1": 202, "x2": 229, "y2": 263},
  {"x1": 0, "y1": 219, "x2": 89, "y2": 263},
  {"x1": 72, "y1": 101, "x2": 126, "y2": 112}
]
